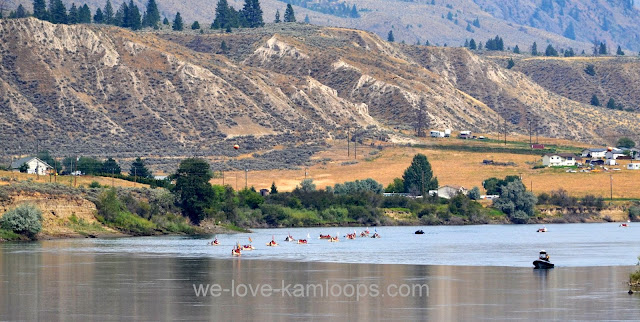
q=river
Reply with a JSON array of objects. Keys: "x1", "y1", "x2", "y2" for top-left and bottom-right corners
[{"x1": 1, "y1": 223, "x2": 639, "y2": 320}]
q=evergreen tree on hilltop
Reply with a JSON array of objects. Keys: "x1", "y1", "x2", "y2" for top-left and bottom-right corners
[
  {"x1": 241, "y1": 0, "x2": 264, "y2": 28},
  {"x1": 128, "y1": 0, "x2": 142, "y2": 30},
  {"x1": 103, "y1": 0, "x2": 114, "y2": 25},
  {"x1": 163, "y1": 16, "x2": 168, "y2": 24},
  {"x1": 274, "y1": 9, "x2": 280, "y2": 23},
  {"x1": 513, "y1": 44, "x2": 520, "y2": 54},
  {"x1": 469, "y1": 38, "x2": 476, "y2": 50},
  {"x1": 33, "y1": 0, "x2": 48, "y2": 21},
  {"x1": 114, "y1": 1, "x2": 127, "y2": 27},
  {"x1": 590, "y1": 94, "x2": 600, "y2": 106},
  {"x1": 387, "y1": 30, "x2": 394, "y2": 42},
  {"x1": 78, "y1": 4, "x2": 91, "y2": 23},
  {"x1": 531, "y1": 41, "x2": 538, "y2": 55},
  {"x1": 212, "y1": 0, "x2": 231, "y2": 29},
  {"x1": 304, "y1": 14, "x2": 309, "y2": 23},
  {"x1": 94, "y1": 8, "x2": 104, "y2": 23},
  {"x1": 616, "y1": 45, "x2": 625, "y2": 56},
  {"x1": 101, "y1": 157, "x2": 121, "y2": 174},
  {"x1": 545, "y1": 44, "x2": 558, "y2": 56},
  {"x1": 599, "y1": 42, "x2": 607, "y2": 55},
  {"x1": 284, "y1": 3, "x2": 295, "y2": 22},
  {"x1": 48, "y1": 0, "x2": 68, "y2": 24},
  {"x1": 12, "y1": 5, "x2": 29, "y2": 18},
  {"x1": 142, "y1": 0, "x2": 160, "y2": 28},
  {"x1": 191, "y1": 20, "x2": 200, "y2": 29},
  {"x1": 67, "y1": 3, "x2": 78, "y2": 24},
  {"x1": 172, "y1": 12, "x2": 183, "y2": 31}
]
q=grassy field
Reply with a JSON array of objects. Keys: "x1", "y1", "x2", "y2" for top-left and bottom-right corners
[
  {"x1": 213, "y1": 136, "x2": 640, "y2": 199},
  {"x1": 0, "y1": 171, "x2": 147, "y2": 188}
]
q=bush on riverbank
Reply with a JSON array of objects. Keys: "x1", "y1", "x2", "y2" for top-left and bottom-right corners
[
  {"x1": 95, "y1": 188, "x2": 157, "y2": 235},
  {"x1": 631, "y1": 256, "x2": 640, "y2": 287},
  {"x1": 0, "y1": 204, "x2": 43, "y2": 239}
]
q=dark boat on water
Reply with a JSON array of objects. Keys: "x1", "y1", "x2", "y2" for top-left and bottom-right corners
[
  {"x1": 533, "y1": 250, "x2": 554, "y2": 269},
  {"x1": 415, "y1": 230, "x2": 425, "y2": 234}
]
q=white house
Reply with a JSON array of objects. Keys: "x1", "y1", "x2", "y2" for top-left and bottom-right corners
[
  {"x1": 542, "y1": 153, "x2": 580, "y2": 167},
  {"x1": 581, "y1": 148, "x2": 607, "y2": 158},
  {"x1": 10, "y1": 157, "x2": 53, "y2": 175},
  {"x1": 605, "y1": 149, "x2": 626, "y2": 160},
  {"x1": 627, "y1": 163, "x2": 640, "y2": 170},
  {"x1": 436, "y1": 185, "x2": 468, "y2": 199}
]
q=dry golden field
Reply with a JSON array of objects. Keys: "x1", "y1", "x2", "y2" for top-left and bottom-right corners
[
  {"x1": 0, "y1": 171, "x2": 147, "y2": 188},
  {"x1": 213, "y1": 137, "x2": 640, "y2": 199}
]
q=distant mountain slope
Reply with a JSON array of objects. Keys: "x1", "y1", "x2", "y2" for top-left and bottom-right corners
[
  {"x1": 513, "y1": 56, "x2": 640, "y2": 113},
  {"x1": 1, "y1": 18, "x2": 640, "y2": 169},
  {"x1": 10, "y1": 0, "x2": 640, "y2": 51}
]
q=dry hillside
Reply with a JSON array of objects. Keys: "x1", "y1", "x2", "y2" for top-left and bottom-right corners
[
  {"x1": 2, "y1": 18, "x2": 640, "y2": 171},
  {"x1": 11, "y1": 0, "x2": 640, "y2": 51}
]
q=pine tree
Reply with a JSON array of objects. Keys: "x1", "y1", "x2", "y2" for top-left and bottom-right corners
[
  {"x1": 564, "y1": 48, "x2": 575, "y2": 57},
  {"x1": 68, "y1": 3, "x2": 78, "y2": 24},
  {"x1": 241, "y1": 0, "x2": 263, "y2": 28},
  {"x1": 606, "y1": 98, "x2": 616, "y2": 109},
  {"x1": 114, "y1": 1, "x2": 127, "y2": 27},
  {"x1": 274, "y1": 9, "x2": 280, "y2": 23},
  {"x1": 48, "y1": 0, "x2": 67, "y2": 24},
  {"x1": 472, "y1": 17, "x2": 480, "y2": 27},
  {"x1": 507, "y1": 58, "x2": 514, "y2": 69},
  {"x1": 531, "y1": 42, "x2": 538, "y2": 55},
  {"x1": 142, "y1": 0, "x2": 160, "y2": 28},
  {"x1": 103, "y1": 0, "x2": 114, "y2": 24},
  {"x1": 14, "y1": 5, "x2": 28, "y2": 18},
  {"x1": 513, "y1": 44, "x2": 520, "y2": 54},
  {"x1": 33, "y1": 0, "x2": 48, "y2": 20},
  {"x1": 212, "y1": 0, "x2": 231, "y2": 29},
  {"x1": 270, "y1": 182, "x2": 278, "y2": 194},
  {"x1": 465, "y1": 23, "x2": 472, "y2": 32},
  {"x1": 78, "y1": 4, "x2": 91, "y2": 23},
  {"x1": 599, "y1": 42, "x2": 607, "y2": 55},
  {"x1": 464, "y1": 39, "x2": 469, "y2": 47},
  {"x1": 191, "y1": 21, "x2": 199, "y2": 29},
  {"x1": 128, "y1": 0, "x2": 142, "y2": 30},
  {"x1": 402, "y1": 154, "x2": 438, "y2": 196},
  {"x1": 220, "y1": 40, "x2": 228, "y2": 53},
  {"x1": 469, "y1": 38, "x2": 476, "y2": 50},
  {"x1": 304, "y1": 14, "x2": 309, "y2": 23},
  {"x1": 590, "y1": 94, "x2": 600, "y2": 106},
  {"x1": 129, "y1": 157, "x2": 152, "y2": 178},
  {"x1": 545, "y1": 44, "x2": 558, "y2": 56},
  {"x1": 387, "y1": 30, "x2": 394, "y2": 42},
  {"x1": 283, "y1": 3, "x2": 295, "y2": 22},
  {"x1": 94, "y1": 8, "x2": 104, "y2": 23},
  {"x1": 616, "y1": 45, "x2": 625, "y2": 56},
  {"x1": 163, "y1": 17, "x2": 169, "y2": 24},
  {"x1": 172, "y1": 12, "x2": 183, "y2": 30}
]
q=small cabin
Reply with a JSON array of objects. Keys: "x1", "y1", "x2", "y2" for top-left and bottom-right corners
[{"x1": 430, "y1": 130, "x2": 445, "y2": 138}]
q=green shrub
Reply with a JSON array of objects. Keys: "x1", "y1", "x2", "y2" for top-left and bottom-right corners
[
  {"x1": 89, "y1": 181, "x2": 102, "y2": 188},
  {"x1": 0, "y1": 204, "x2": 43, "y2": 239}
]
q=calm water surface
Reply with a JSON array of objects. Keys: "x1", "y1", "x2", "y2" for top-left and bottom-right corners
[{"x1": 1, "y1": 223, "x2": 639, "y2": 320}]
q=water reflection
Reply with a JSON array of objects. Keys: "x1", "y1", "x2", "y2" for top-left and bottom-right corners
[{"x1": 1, "y1": 245, "x2": 639, "y2": 320}]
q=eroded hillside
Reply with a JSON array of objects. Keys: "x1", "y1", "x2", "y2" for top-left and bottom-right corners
[{"x1": 1, "y1": 19, "x2": 640, "y2": 170}]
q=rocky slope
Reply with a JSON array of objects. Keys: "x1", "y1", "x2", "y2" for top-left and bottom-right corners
[{"x1": 1, "y1": 18, "x2": 640, "y2": 170}]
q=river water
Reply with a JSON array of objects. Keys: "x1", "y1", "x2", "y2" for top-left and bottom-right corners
[{"x1": 1, "y1": 223, "x2": 639, "y2": 320}]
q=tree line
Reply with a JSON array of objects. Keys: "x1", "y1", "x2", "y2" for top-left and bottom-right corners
[{"x1": 3, "y1": 0, "x2": 302, "y2": 33}]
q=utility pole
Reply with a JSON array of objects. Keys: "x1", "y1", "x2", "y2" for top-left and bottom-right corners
[
  {"x1": 222, "y1": 170, "x2": 225, "y2": 185},
  {"x1": 245, "y1": 169, "x2": 248, "y2": 189},
  {"x1": 610, "y1": 175, "x2": 613, "y2": 200},
  {"x1": 73, "y1": 157, "x2": 77, "y2": 187},
  {"x1": 134, "y1": 166, "x2": 137, "y2": 187},
  {"x1": 347, "y1": 128, "x2": 350, "y2": 157},
  {"x1": 354, "y1": 131, "x2": 357, "y2": 160},
  {"x1": 504, "y1": 118, "x2": 507, "y2": 145},
  {"x1": 112, "y1": 168, "x2": 115, "y2": 187}
]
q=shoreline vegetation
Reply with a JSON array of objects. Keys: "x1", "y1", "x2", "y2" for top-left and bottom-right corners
[{"x1": 1, "y1": 153, "x2": 637, "y2": 242}]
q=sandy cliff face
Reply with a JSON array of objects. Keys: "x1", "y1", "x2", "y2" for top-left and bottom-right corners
[{"x1": 0, "y1": 191, "x2": 115, "y2": 237}]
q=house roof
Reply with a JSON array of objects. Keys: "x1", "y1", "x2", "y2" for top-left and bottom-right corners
[
  {"x1": 438, "y1": 185, "x2": 466, "y2": 190},
  {"x1": 583, "y1": 148, "x2": 607, "y2": 152},
  {"x1": 10, "y1": 157, "x2": 52, "y2": 169},
  {"x1": 543, "y1": 153, "x2": 580, "y2": 159}
]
